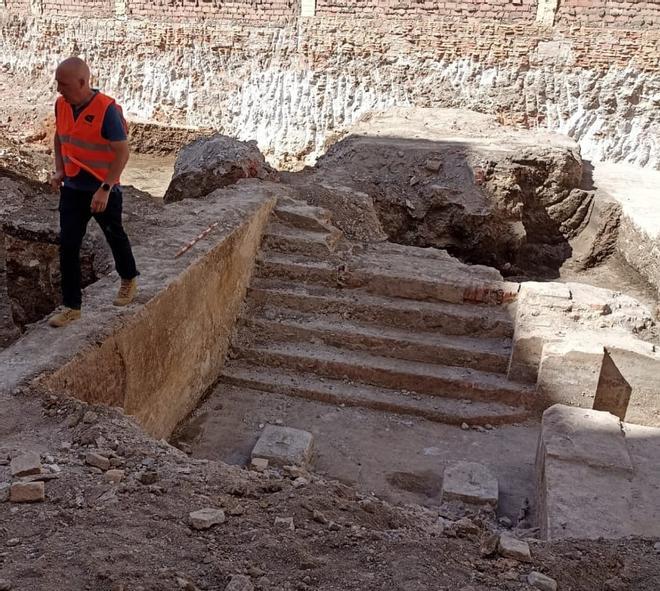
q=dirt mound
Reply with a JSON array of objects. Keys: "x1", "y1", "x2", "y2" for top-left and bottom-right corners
[
  {"x1": 1, "y1": 385, "x2": 659, "y2": 591},
  {"x1": 164, "y1": 134, "x2": 279, "y2": 203},
  {"x1": 291, "y1": 108, "x2": 593, "y2": 279}
]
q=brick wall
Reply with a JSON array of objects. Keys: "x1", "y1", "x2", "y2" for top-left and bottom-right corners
[
  {"x1": 40, "y1": 0, "x2": 114, "y2": 17},
  {"x1": 315, "y1": 0, "x2": 538, "y2": 23},
  {"x1": 556, "y1": 0, "x2": 657, "y2": 28},
  {"x1": 4, "y1": 0, "x2": 30, "y2": 13},
  {"x1": 0, "y1": 12, "x2": 658, "y2": 166},
  {"x1": 2, "y1": 0, "x2": 660, "y2": 28},
  {"x1": 127, "y1": 0, "x2": 298, "y2": 21}
]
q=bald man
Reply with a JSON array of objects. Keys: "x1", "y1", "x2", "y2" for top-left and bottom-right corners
[{"x1": 49, "y1": 57, "x2": 139, "y2": 328}]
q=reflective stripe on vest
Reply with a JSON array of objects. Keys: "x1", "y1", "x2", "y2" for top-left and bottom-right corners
[{"x1": 55, "y1": 93, "x2": 126, "y2": 182}]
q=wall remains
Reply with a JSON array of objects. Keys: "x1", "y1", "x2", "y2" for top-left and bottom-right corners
[{"x1": 0, "y1": 3, "x2": 658, "y2": 167}]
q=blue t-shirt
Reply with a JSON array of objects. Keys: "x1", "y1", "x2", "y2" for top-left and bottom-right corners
[{"x1": 59, "y1": 92, "x2": 127, "y2": 192}]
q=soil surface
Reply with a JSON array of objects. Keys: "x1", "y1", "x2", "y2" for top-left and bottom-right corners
[
  {"x1": 2, "y1": 80, "x2": 660, "y2": 591},
  {"x1": 1, "y1": 386, "x2": 659, "y2": 591}
]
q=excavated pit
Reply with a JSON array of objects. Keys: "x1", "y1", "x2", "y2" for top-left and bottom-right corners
[{"x1": 2, "y1": 109, "x2": 660, "y2": 553}]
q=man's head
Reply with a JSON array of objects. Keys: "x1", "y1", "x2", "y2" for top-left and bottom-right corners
[{"x1": 55, "y1": 57, "x2": 92, "y2": 105}]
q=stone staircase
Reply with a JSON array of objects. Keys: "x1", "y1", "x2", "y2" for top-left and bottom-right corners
[{"x1": 219, "y1": 199, "x2": 535, "y2": 426}]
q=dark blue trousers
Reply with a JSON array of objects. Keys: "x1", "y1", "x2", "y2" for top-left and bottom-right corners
[{"x1": 59, "y1": 186, "x2": 138, "y2": 310}]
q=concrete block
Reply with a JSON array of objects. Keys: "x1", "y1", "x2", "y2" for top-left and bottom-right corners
[
  {"x1": 9, "y1": 481, "x2": 45, "y2": 503},
  {"x1": 189, "y1": 508, "x2": 226, "y2": 530},
  {"x1": 10, "y1": 452, "x2": 42, "y2": 477},
  {"x1": 441, "y1": 461, "x2": 498, "y2": 508},
  {"x1": 251, "y1": 425, "x2": 313, "y2": 467}
]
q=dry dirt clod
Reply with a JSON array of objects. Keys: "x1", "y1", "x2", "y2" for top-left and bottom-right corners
[
  {"x1": 274, "y1": 516, "x2": 295, "y2": 530},
  {"x1": 480, "y1": 533, "x2": 499, "y2": 557},
  {"x1": 138, "y1": 470, "x2": 160, "y2": 485}
]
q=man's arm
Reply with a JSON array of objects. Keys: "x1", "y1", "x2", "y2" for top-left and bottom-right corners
[
  {"x1": 90, "y1": 140, "x2": 129, "y2": 213},
  {"x1": 104, "y1": 139, "x2": 130, "y2": 186},
  {"x1": 50, "y1": 134, "x2": 65, "y2": 192}
]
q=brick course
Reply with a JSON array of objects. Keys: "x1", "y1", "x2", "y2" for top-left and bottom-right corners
[{"x1": 2, "y1": 0, "x2": 658, "y2": 27}]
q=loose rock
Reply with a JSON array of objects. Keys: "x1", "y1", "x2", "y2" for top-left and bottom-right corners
[
  {"x1": 10, "y1": 452, "x2": 42, "y2": 477},
  {"x1": 104, "y1": 469, "x2": 125, "y2": 484},
  {"x1": 441, "y1": 461, "x2": 498, "y2": 508},
  {"x1": 189, "y1": 508, "x2": 226, "y2": 530},
  {"x1": 498, "y1": 534, "x2": 532, "y2": 562},
  {"x1": 274, "y1": 517, "x2": 295, "y2": 530},
  {"x1": 527, "y1": 571, "x2": 558, "y2": 591},
  {"x1": 250, "y1": 458, "x2": 269, "y2": 472},
  {"x1": 138, "y1": 471, "x2": 159, "y2": 485},
  {"x1": 82, "y1": 411, "x2": 98, "y2": 424},
  {"x1": 10, "y1": 481, "x2": 45, "y2": 503},
  {"x1": 225, "y1": 574, "x2": 254, "y2": 591},
  {"x1": 85, "y1": 452, "x2": 111, "y2": 471}
]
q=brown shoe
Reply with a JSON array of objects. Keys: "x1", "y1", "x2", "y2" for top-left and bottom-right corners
[
  {"x1": 114, "y1": 277, "x2": 137, "y2": 306},
  {"x1": 48, "y1": 307, "x2": 81, "y2": 328}
]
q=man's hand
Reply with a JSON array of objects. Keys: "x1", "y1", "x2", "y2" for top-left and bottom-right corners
[
  {"x1": 91, "y1": 188, "x2": 110, "y2": 213},
  {"x1": 50, "y1": 170, "x2": 65, "y2": 192}
]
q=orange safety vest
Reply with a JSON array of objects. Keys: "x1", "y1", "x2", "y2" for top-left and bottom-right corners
[{"x1": 55, "y1": 92, "x2": 127, "y2": 182}]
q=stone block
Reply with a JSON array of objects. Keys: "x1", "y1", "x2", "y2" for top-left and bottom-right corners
[
  {"x1": 10, "y1": 452, "x2": 42, "y2": 477},
  {"x1": 539, "y1": 404, "x2": 632, "y2": 472},
  {"x1": 537, "y1": 339, "x2": 604, "y2": 409},
  {"x1": 534, "y1": 404, "x2": 660, "y2": 541},
  {"x1": 441, "y1": 461, "x2": 498, "y2": 508},
  {"x1": 189, "y1": 508, "x2": 226, "y2": 530},
  {"x1": 9, "y1": 481, "x2": 45, "y2": 503},
  {"x1": 498, "y1": 533, "x2": 531, "y2": 562},
  {"x1": 251, "y1": 425, "x2": 313, "y2": 467}
]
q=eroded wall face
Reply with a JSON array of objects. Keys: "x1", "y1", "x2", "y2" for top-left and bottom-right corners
[
  {"x1": 42, "y1": 198, "x2": 275, "y2": 439},
  {"x1": 0, "y1": 5, "x2": 658, "y2": 167}
]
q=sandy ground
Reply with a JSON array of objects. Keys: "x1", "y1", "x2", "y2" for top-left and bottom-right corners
[
  {"x1": 592, "y1": 162, "x2": 660, "y2": 238},
  {"x1": 123, "y1": 153, "x2": 175, "y2": 198},
  {"x1": 179, "y1": 385, "x2": 538, "y2": 521}
]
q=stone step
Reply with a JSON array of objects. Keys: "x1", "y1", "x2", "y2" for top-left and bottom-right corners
[
  {"x1": 240, "y1": 310, "x2": 511, "y2": 373},
  {"x1": 220, "y1": 362, "x2": 531, "y2": 426},
  {"x1": 263, "y1": 223, "x2": 343, "y2": 257},
  {"x1": 247, "y1": 279, "x2": 514, "y2": 338},
  {"x1": 273, "y1": 201, "x2": 335, "y2": 233},
  {"x1": 234, "y1": 342, "x2": 535, "y2": 406},
  {"x1": 255, "y1": 253, "x2": 519, "y2": 306}
]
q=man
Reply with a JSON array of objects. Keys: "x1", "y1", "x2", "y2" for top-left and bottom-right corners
[{"x1": 49, "y1": 57, "x2": 138, "y2": 328}]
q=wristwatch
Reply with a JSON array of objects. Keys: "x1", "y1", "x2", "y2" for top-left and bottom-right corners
[{"x1": 101, "y1": 182, "x2": 112, "y2": 192}]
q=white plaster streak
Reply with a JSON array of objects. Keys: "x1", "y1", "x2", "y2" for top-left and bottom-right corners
[{"x1": 0, "y1": 15, "x2": 657, "y2": 168}]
